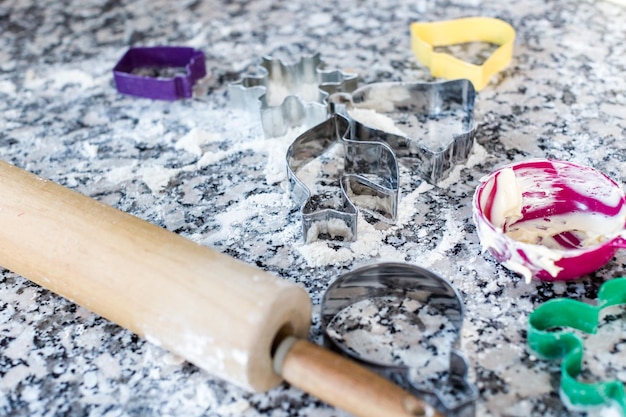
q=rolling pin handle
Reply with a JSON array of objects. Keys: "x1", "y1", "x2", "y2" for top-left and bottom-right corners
[{"x1": 272, "y1": 337, "x2": 441, "y2": 417}]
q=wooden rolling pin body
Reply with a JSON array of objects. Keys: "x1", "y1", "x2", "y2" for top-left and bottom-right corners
[
  {"x1": 0, "y1": 162, "x2": 442, "y2": 417},
  {"x1": 0, "y1": 161, "x2": 311, "y2": 392}
]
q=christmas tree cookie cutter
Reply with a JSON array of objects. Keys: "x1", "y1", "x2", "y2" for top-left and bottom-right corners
[
  {"x1": 229, "y1": 52, "x2": 358, "y2": 137},
  {"x1": 410, "y1": 17, "x2": 515, "y2": 90},
  {"x1": 528, "y1": 277, "x2": 626, "y2": 415},
  {"x1": 320, "y1": 263, "x2": 478, "y2": 417}
]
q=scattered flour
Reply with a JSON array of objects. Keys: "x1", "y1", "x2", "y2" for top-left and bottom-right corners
[
  {"x1": 264, "y1": 125, "x2": 311, "y2": 185},
  {"x1": 216, "y1": 399, "x2": 251, "y2": 415},
  {"x1": 81, "y1": 142, "x2": 99, "y2": 159},
  {"x1": 106, "y1": 164, "x2": 136, "y2": 184},
  {"x1": 23, "y1": 68, "x2": 96, "y2": 91},
  {"x1": 437, "y1": 141, "x2": 490, "y2": 189},
  {"x1": 412, "y1": 208, "x2": 466, "y2": 269},
  {"x1": 175, "y1": 128, "x2": 223, "y2": 157},
  {"x1": 137, "y1": 165, "x2": 180, "y2": 193},
  {"x1": 295, "y1": 165, "x2": 437, "y2": 267},
  {"x1": 0, "y1": 80, "x2": 16, "y2": 95},
  {"x1": 348, "y1": 108, "x2": 405, "y2": 136}
]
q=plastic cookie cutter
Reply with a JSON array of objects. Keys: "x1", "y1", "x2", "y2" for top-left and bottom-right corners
[
  {"x1": 330, "y1": 79, "x2": 477, "y2": 184},
  {"x1": 410, "y1": 17, "x2": 515, "y2": 91},
  {"x1": 287, "y1": 113, "x2": 399, "y2": 243},
  {"x1": 321, "y1": 263, "x2": 478, "y2": 417},
  {"x1": 528, "y1": 277, "x2": 626, "y2": 415},
  {"x1": 113, "y1": 46, "x2": 206, "y2": 100},
  {"x1": 229, "y1": 52, "x2": 358, "y2": 137},
  {"x1": 472, "y1": 159, "x2": 626, "y2": 283}
]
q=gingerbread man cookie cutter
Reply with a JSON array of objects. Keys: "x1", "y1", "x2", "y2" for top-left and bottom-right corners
[{"x1": 528, "y1": 277, "x2": 626, "y2": 415}]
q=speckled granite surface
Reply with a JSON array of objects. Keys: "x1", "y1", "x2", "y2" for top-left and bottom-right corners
[{"x1": 1, "y1": 0, "x2": 626, "y2": 416}]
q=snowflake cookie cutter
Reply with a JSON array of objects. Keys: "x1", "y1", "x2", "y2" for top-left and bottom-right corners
[
  {"x1": 113, "y1": 46, "x2": 206, "y2": 100},
  {"x1": 321, "y1": 263, "x2": 478, "y2": 417},
  {"x1": 286, "y1": 113, "x2": 399, "y2": 243},
  {"x1": 229, "y1": 52, "x2": 358, "y2": 137},
  {"x1": 528, "y1": 277, "x2": 626, "y2": 415},
  {"x1": 330, "y1": 79, "x2": 477, "y2": 184},
  {"x1": 410, "y1": 17, "x2": 515, "y2": 91}
]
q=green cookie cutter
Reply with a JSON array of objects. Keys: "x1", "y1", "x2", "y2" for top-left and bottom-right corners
[{"x1": 528, "y1": 277, "x2": 626, "y2": 415}]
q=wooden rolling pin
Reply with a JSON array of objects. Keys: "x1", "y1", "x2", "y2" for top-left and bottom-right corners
[{"x1": 0, "y1": 161, "x2": 439, "y2": 417}]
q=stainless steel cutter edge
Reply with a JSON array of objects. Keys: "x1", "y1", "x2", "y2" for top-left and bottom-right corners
[
  {"x1": 229, "y1": 52, "x2": 358, "y2": 137},
  {"x1": 331, "y1": 79, "x2": 477, "y2": 184},
  {"x1": 320, "y1": 262, "x2": 478, "y2": 417},
  {"x1": 286, "y1": 113, "x2": 399, "y2": 243}
]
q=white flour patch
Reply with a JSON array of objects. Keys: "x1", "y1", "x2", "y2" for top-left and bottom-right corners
[
  {"x1": 137, "y1": 165, "x2": 180, "y2": 193},
  {"x1": 106, "y1": 164, "x2": 136, "y2": 184},
  {"x1": 437, "y1": 141, "x2": 490, "y2": 189},
  {"x1": 203, "y1": 191, "x2": 296, "y2": 245},
  {"x1": 49, "y1": 69, "x2": 95, "y2": 90},
  {"x1": 132, "y1": 117, "x2": 166, "y2": 147},
  {"x1": 175, "y1": 128, "x2": 224, "y2": 157},
  {"x1": 264, "y1": 125, "x2": 310, "y2": 185},
  {"x1": 0, "y1": 80, "x2": 16, "y2": 95},
  {"x1": 81, "y1": 142, "x2": 99, "y2": 159},
  {"x1": 296, "y1": 180, "x2": 429, "y2": 266},
  {"x1": 348, "y1": 108, "x2": 405, "y2": 136},
  {"x1": 413, "y1": 208, "x2": 466, "y2": 269},
  {"x1": 194, "y1": 135, "x2": 267, "y2": 169}
]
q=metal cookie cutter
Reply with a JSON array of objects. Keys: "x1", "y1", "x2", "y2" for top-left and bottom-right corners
[
  {"x1": 229, "y1": 52, "x2": 358, "y2": 137},
  {"x1": 287, "y1": 113, "x2": 399, "y2": 243},
  {"x1": 410, "y1": 17, "x2": 515, "y2": 91},
  {"x1": 321, "y1": 263, "x2": 478, "y2": 417},
  {"x1": 113, "y1": 46, "x2": 206, "y2": 100},
  {"x1": 528, "y1": 277, "x2": 626, "y2": 415},
  {"x1": 331, "y1": 79, "x2": 477, "y2": 184}
]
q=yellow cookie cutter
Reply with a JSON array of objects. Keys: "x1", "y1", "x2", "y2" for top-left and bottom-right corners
[{"x1": 410, "y1": 17, "x2": 515, "y2": 90}]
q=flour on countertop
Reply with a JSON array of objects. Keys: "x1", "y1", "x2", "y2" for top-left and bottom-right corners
[
  {"x1": 138, "y1": 165, "x2": 181, "y2": 193},
  {"x1": 175, "y1": 128, "x2": 224, "y2": 157}
]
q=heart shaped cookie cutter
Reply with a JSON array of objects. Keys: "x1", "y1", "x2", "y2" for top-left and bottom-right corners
[
  {"x1": 528, "y1": 277, "x2": 626, "y2": 415},
  {"x1": 321, "y1": 263, "x2": 478, "y2": 417},
  {"x1": 410, "y1": 17, "x2": 515, "y2": 91}
]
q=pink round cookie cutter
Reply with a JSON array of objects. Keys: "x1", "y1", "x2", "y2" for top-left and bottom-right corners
[{"x1": 472, "y1": 159, "x2": 626, "y2": 282}]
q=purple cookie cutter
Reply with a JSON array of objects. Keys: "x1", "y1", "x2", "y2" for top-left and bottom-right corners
[{"x1": 113, "y1": 46, "x2": 206, "y2": 100}]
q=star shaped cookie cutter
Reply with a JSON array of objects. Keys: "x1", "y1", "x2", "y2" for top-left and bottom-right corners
[
  {"x1": 330, "y1": 79, "x2": 477, "y2": 184},
  {"x1": 229, "y1": 52, "x2": 358, "y2": 137},
  {"x1": 410, "y1": 17, "x2": 515, "y2": 90},
  {"x1": 321, "y1": 263, "x2": 478, "y2": 417},
  {"x1": 528, "y1": 277, "x2": 626, "y2": 415},
  {"x1": 113, "y1": 46, "x2": 206, "y2": 100},
  {"x1": 287, "y1": 113, "x2": 399, "y2": 243}
]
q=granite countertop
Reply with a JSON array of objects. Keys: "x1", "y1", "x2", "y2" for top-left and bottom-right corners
[{"x1": 1, "y1": 0, "x2": 625, "y2": 416}]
